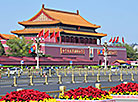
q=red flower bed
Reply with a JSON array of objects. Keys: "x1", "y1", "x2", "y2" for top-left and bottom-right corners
[
  {"x1": 59, "y1": 86, "x2": 112, "y2": 100},
  {"x1": 0, "y1": 89, "x2": 53, "y2": 102},
  {"x1": 109, "y1": 82, "x2": 138, "y2": 95}
]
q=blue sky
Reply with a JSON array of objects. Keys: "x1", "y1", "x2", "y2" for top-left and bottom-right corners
[{"x1": 0, "y1": 0, "x2": 138, "y2": 44}]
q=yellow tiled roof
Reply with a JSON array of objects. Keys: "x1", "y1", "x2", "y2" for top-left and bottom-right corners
[
  {"x1": 43, "y1": 8, "x2": 100, "y2": 28},
  {"x1": 63, "y1": 30, "x2": 107, "y2": 37},
  {"x1": 11, "y1": 28, "x2": 106, "y2": 37},
  {"x1": 115, "y1": 60, "x2": 126, "y2": 63},
  {"x1": 0, "y1": 34, "x2": 17, "y2": 40},
  {"x1": 11, "y1": 28, "x2": 63, "y2": 34},
  {"x1": 19, "y1": 21, "x2": 60, "y2": 25},
  {"x1": 19, "y1": 7, "x2": 100, "y2": 28}
]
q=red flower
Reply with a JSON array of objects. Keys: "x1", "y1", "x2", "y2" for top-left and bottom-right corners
[
  {"x1": 61, "y1": 85, "x2": 110, "y2": 100},
  {"x1": 0, "y1": 89, "x2": 53, "y2": 101},
  {"x1": 109, "y1": 82, "x2": 138, "y2": 94}
]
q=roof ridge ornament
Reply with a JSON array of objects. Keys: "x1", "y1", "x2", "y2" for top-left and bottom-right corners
[
  {"x1": 42, "y1": 4, "x2": 45, "y2": 9},
  {"x1": 77, "y1": 10, "x2": 79, "y2": 15}
]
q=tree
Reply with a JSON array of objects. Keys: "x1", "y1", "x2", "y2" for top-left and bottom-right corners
[
  {"x1": 6, "y1": 36, "x2": 33, "y2": 57},
  {"x1": 115, "y1": 43, "x2": 138, "y2": 60},
  {"x1": 0, "y1": 41, "x2": 5, "y2": 56},
  {"x1": 125, "y1": 44, "x2": 138, "y2": 60}
]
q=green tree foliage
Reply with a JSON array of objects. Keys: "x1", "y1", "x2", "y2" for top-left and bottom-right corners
[
  {"x1": 125, "y1": 44, "x2": 138, "y2": 60},
  {"x1": 0, "y1": 41, "x2": 5, "y2": 56},
  {"x1": 6, "y1": 36, "x2": 33, "y2": 57},
  {"x1": 115, "y1": 43, "x2": 138, "y2": 60}
]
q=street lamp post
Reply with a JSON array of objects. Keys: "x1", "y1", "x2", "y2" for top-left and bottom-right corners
[
  {"x1": 33, "y1": 36, "x2": 41, "y2": 69},
  {"x1": 103, "y1": 41, "x2": 108, "y2": 69},
  {"x1": 32, "y1": 35, "x2": 44, "y2": 69},
  {"x1": 36, "y1": 36, "x2": 39, "y2": 69}
]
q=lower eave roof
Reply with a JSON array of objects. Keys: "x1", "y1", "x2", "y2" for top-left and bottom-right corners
[
  {"x1": 11, "y1": 28, "x2": 107, "y2": 37},
  {"x1": 63, "y1": 30, "x2": 107, "y2": 37},
  {"x1": 11, "y1": 28, "x2": 62, "y2": 34}
]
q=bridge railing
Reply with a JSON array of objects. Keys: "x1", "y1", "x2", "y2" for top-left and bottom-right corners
[{"x1": 0, "y1": 65, "x2": 138, "y2": 87}]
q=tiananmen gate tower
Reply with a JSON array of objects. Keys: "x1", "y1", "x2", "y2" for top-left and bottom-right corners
[{"x1": 0, "y1": 4, "x2": 127, "y2": 65}]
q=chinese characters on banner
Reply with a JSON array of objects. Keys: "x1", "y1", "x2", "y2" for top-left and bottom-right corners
[
  {"x1": 97, "y1": 49, "x2": 117, "y2": 55},
  {"x1": 60, "y1": 48, "x2": 85, "y2": 55}
]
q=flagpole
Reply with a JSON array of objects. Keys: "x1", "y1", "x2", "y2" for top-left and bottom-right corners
[
  {"x1": 49, "y1": 30, "x2": 50, "y2": 42},
  {"x1": 54, "y1": 31, "x2": 55, "y2": 43},
  {"x1": 59, "y1": 31, "x2": 61, "y2": 43}
]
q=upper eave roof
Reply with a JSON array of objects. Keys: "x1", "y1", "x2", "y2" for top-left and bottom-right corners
[
  {"x1": 18, "y1": 21, "x2": 60, "y2": 25},
  {"x1": 18, "y1": 5, "x2": 100, "y2": 28}
]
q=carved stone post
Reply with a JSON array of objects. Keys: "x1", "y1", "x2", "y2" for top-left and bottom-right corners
[
  {"x1": 12, "y1": 76, "x2": 17, "y2": 87},
  {"x1": 44, "y1": 75, "x2": 48, "y2": 85}
]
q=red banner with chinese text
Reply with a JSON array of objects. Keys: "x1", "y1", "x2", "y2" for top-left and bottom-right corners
[{"x1": 60, "y1": 48, "x2": 85, "y2": 55}]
